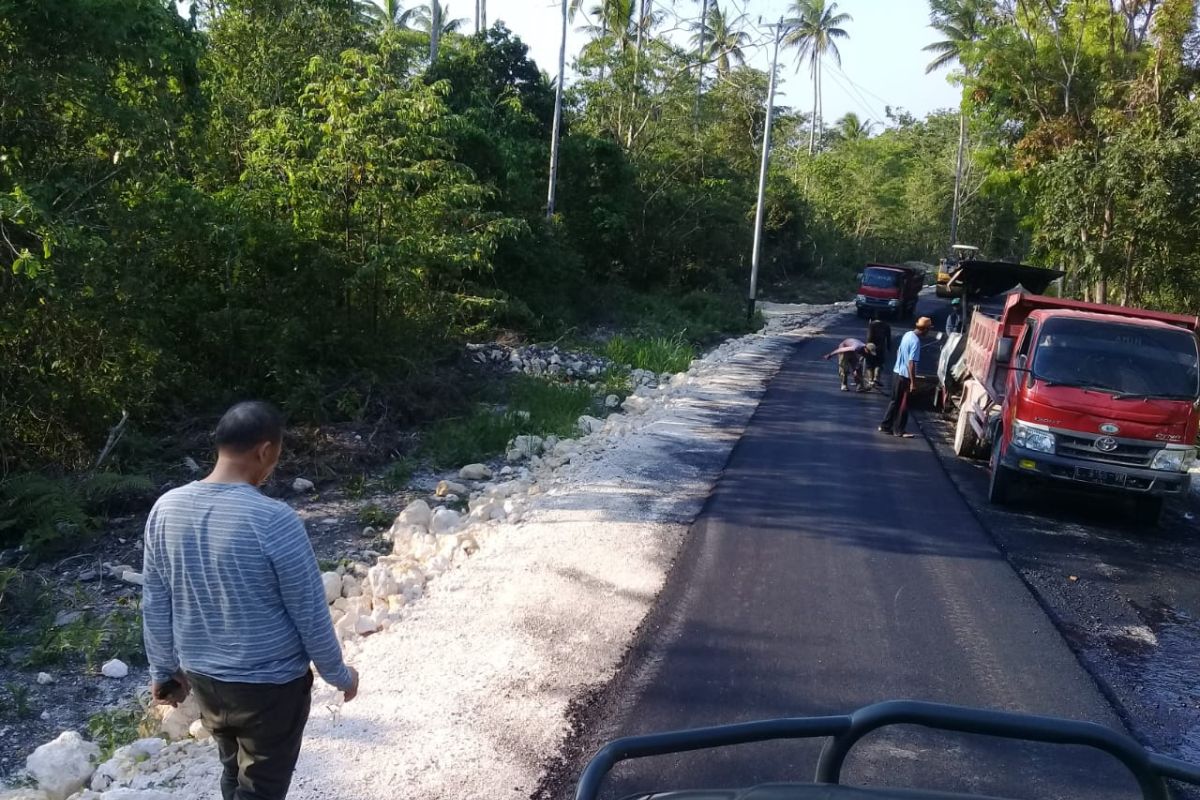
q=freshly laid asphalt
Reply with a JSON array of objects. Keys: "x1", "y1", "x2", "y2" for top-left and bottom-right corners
[{"x1": 547, "y1": 300, "x2": 1143, "y2": 800}]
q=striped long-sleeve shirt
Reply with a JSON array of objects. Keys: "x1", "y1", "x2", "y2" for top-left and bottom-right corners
[{"x1": 142, "y1": 481, "x2": 352, "y2": 689}]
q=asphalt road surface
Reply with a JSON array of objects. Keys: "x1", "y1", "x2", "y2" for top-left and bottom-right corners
[{"x1": 539, "y1": 299, "x2": 1149, "y2": 800}]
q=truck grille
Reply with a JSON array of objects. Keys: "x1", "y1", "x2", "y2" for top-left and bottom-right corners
[{"x1": 1055, "y1": 433, "x2": 1156, "y2": 467}]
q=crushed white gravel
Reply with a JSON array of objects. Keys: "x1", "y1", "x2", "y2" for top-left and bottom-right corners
[{"x1": 52, "y1": 301, "x2": 844, "y2": 800}]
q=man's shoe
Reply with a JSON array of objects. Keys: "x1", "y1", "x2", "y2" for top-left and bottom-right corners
[
  {"x1": 878, "y1": 425, "x2": 892, "y2": 434},
  {"x1": 840, "y1": 385, "x2": 848, "y2": 391}
]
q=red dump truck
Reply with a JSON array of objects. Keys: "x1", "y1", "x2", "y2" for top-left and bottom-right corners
[
  {"x1": 854, "y1": 263, "x2": 925, "y2": 319},
  {"x1": 949, "y1": 293, "x2": 1200, "y2": 523}
]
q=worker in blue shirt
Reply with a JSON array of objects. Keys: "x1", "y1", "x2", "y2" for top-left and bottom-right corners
[{"x1": 879, "y1": 316, "x2": 932, "y2": 437}]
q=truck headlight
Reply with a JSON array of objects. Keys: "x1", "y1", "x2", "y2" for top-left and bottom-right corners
[
  {"x1": 1151, "y1": 448, "x2": 1196, "y2": 472},
  {"x1": 855, "y1": 294, "x2": 866, "y2": 304},
  {"x1": 1012, "y1": 421, "x2": 1055, "y2": 454},
  {"x1": 887, "y1": 299, "x2": 899, "y2": 307}
]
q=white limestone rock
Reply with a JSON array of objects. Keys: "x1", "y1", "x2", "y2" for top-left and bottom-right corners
[
  {"x1": 90, "y1": 738, "x2": 166, "y2": 791},
  {"x1": 26, "y1": 731, "x2": 100, "y2": 800},
  {"x1": 291, "y1": 477, "x2": 315, "y2": 493},
  {"x1": 158, "y1": 695, "x2": 200, "y2": 740},
  {"x1": 458, "y1": 463, "x2": 492, "y2": 481},
  {"x1": 321, "y1": 572, "x2": 341, "y2": 604},
  {"x1": 508, "y1": 435, "x2": 544, "y2": 457},
  {"x1": 435, "y1": 480, "x2": 468, "y2": 497},
  {"x1": 577, "y1": 415, "x2": 605, "y2": 435},
  {"x1": 367, "y1": 564, "x2": 399, "y2": 598},
  {"x1": 100, "y1": 659, "x2": 128, "y2": 679},
  {"x1": 189, "y1": 719, "x2": 212, "y2": 741},
  {"x1": 396, "y1": 499, "x2": 432, "y2": 529},
  {"x1": 430, "y1": 507, "x2": 462, "y2": 534},
  {"x1": 118, "y1": 571, "x2": 144, "y2": 586},
  {"x1": 36, "y1": 672, "x2": 55, "y2": 685}
]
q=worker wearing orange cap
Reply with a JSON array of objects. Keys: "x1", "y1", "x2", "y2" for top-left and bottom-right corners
[{"x1": 879, "y1": 316, "x2": 932, "y2": 437}]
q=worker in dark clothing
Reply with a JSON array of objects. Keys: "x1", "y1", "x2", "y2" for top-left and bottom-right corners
[{"x1": 865, "y1": 317, "x2": 892, "y2": 390}]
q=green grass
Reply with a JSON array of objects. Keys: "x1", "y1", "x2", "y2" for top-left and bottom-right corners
[
  {"x1": 88, "y1": 701, "x2": 157, "y2": 761},
  {"x1": 603, "y1": 334, "x2": 695, "y2": 374},
  {"x1": 419, "y1": 377, "x2": 599, "y2": 469},
  {"x1": 3, "y1": 681, "x2": 33, "y2": 720},
  {"x1": 357, "y1": 504, "x2": 393, "y2": 528},
  {"x1": 24, "y1": 606, "x2": 144, "y2": 670}
]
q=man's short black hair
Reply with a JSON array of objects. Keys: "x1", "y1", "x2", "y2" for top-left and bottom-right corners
[{"x1": 214, "y1": 401, "x2": 284, "y2": 452}]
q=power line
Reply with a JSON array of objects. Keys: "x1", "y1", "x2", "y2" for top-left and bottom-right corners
[
  {"x1": 827, "y1": 61, "x2": 893, "y2": 112},
  {"x1": 821, "y1": 59, "x2": 881, "y2": 122}
]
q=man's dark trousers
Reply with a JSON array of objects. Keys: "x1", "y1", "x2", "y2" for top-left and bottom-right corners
[
  {"x1": 880, "y1": 375, "x2": 912, "y2": 434},
  {"x1": 189, "y1": 670, "x2": 313, "y2": 800}
]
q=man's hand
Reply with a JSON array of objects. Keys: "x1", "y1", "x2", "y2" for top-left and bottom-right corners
[
  {"x1": 342, "y1": 666, "x2": 360, "y2": 703},
  {"x1": 151, "y1": 671, "x2": 190, "y2": 707}
]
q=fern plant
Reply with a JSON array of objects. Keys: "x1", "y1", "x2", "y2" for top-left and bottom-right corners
[{"x1": 0, "y1": 472, "x2": 153, "y2": 557}]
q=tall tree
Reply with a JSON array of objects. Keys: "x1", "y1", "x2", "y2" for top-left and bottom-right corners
[
  {"x1": 923, "y1": 0, "x2": 990, "y2": 73},
  {"x1": 404, "y1": 0, "x2": 464, "y2": 59},
  {"x1": 924, "y1": 0, "x2": 991, "y2": 249},
  {"x1": 363, "y1": 0, "x2": 418, "y2": 30},
  {"x1": 691, "y1": 4, "x2": 750, "y2": 77},
  {"x1": 783, "y1": 0, "x2": 852, "y2": 154},
  {"x1": 832, "y1": 111, "x2": 873, "y2": 141},
  {"x1": 693, "y1": 0, "x2": 710, "y2": 124}
]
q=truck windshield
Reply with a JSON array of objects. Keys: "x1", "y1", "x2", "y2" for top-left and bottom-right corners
[
  {"x1": 1032, "y1": 317, "x2": 1200, "y2": 399},
  {"x1": 862, "y1": 268, "x2": 901, "y2": 289}
]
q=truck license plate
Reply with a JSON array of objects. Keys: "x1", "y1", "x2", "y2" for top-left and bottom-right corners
[{"x1": 1074, "y1": 467, "x2": 1126, "y2": 487}]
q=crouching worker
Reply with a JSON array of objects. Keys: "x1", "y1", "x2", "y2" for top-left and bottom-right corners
[
  {"x1": 823, "y1": 338, "x2": 878, "y2": 392},
  {"x1": 142, "y1": 400, "x2": 359, "y2": 800}
]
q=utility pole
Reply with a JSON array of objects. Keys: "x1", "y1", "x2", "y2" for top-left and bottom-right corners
[
  {"x1": 948, "y1": 108, "x2": 966, "y2": 249},
  {"x1": 547, "y1": 0, "x2": 568, "y2": 218},
  {"x1": 693, "y1": 0, "x2": 709, "y2": 129},
  {"x1": 748, "y1": 19, "x2": 784, "y2": 321}
]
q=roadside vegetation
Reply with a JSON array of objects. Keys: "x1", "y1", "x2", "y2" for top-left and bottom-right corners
[{"x1": 3, "y1": 0, "x2": 1199, "y2": 543}]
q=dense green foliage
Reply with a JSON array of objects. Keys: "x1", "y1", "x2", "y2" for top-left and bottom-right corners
[
  {"x1": 5, "y1": 0, "x2": 1199, "y2": 489},
  {"x1": 955, "y1": 0, "x2": 1200, "y2": 307}
]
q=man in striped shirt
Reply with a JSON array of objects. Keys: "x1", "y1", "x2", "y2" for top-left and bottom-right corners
[{"x1": 143, "y1": 401, "x2": 359, "y2": 800}]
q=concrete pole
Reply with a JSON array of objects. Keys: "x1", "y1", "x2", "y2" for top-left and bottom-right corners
[
  {"x1": 547, "y1": 0, "x2": 568, "y2": 218},
  {"x1": 748, "y1": 20, "x2": 783, "y2": 321},
  {"x1": 693, "y1": 0, "x2": 709, "y2": 129},
  {"x1": 948, "y1": 107, "x2": 966, "y2": 249}
]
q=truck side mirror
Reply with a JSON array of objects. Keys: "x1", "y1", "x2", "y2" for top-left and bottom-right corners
[
  {"x1": 995, "y1": 338, "x2": 1014, "y2": 364},
  {"x1": 1016, "y1": 353, "x2": 1028, "y2": 370},
  {"x1": 856, "y1": 273, "x2": 863, "y2": 282}
]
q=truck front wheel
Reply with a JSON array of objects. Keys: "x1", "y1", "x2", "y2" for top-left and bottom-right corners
[
  {"x1": 953, "y1": 401, "x2": 982, "y2": 459},
  {"x1": 988, "y1": 441, "x2": 1015, "y2": 506},
  {"x1": 1132, "y1": 495, "x2": 1164, "y2": 527}
]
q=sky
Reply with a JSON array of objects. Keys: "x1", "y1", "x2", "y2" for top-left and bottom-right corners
[{"x1": 473, "y1": 0, "x2": 963, "y2": 125}]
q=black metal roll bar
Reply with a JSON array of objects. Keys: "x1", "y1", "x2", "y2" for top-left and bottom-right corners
[{"x1": 573, "y1": 700, "x2": 1200, "y2": 800}]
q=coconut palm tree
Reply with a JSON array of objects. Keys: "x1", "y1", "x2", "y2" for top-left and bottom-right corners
[
  {"x1": 690, "y1": 4, "x2": 750, "y2": 77},
  {"x1": 574, "y1": 0, "x2": 636, "y2": 51},
  {"x1": 833, "y1": 112, "x2": 874, "y2": 141},
  {"x1": 405, "y1": 1, "x2": 466, "y2": 60},
  {"x1": 924, "y1": 0, "x2": 990, "y2": 249},
  {"x1": 783, "y1": 0, "x2": 852, "y2": 154},
  {"x1": 923, "y1": 0, "x2": 989, "y2": 73},
  {"x1": 362, "y1": 0, "x2": 420, "y2": 30}
]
